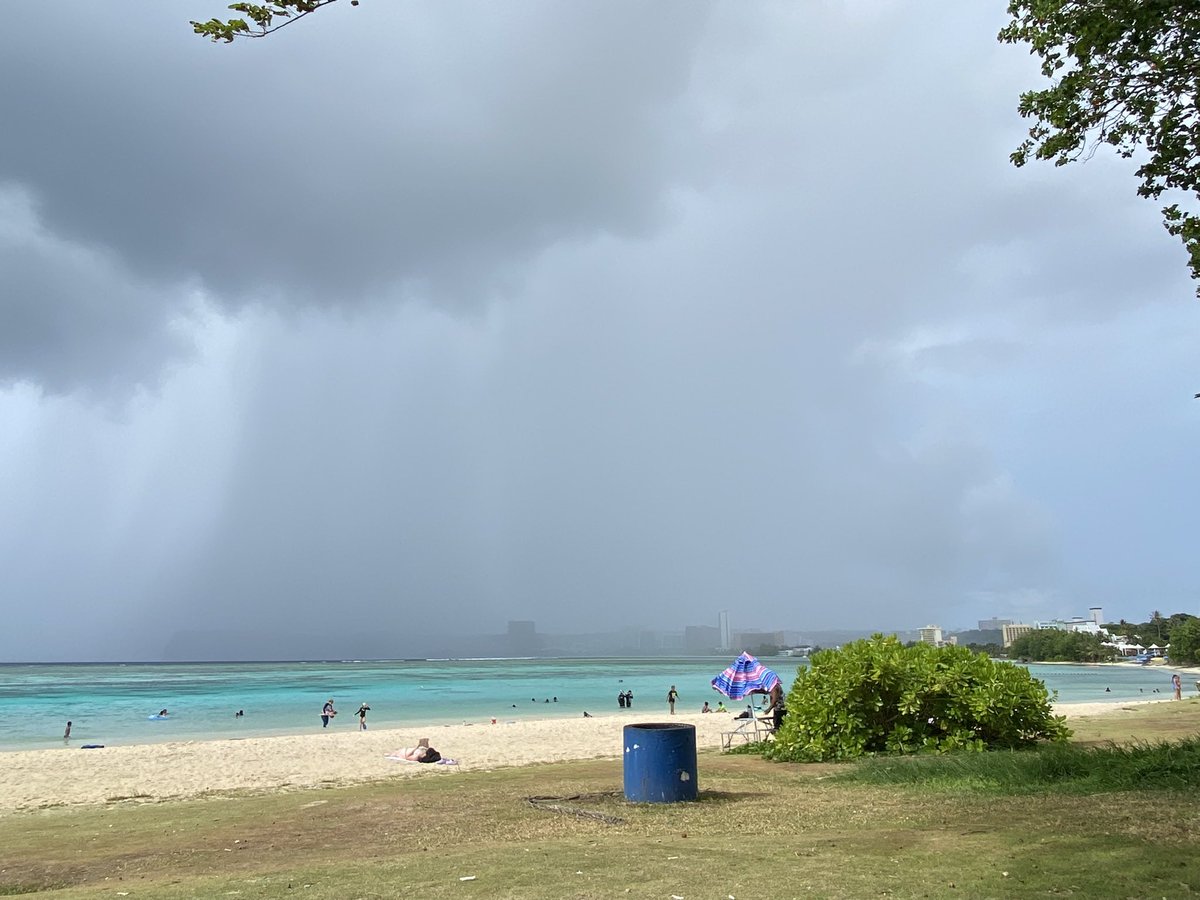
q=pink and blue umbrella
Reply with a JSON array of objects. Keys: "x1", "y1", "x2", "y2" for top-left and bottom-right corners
[{"x1": 711, "y1": 652, "x2": 780, "y2": 700}]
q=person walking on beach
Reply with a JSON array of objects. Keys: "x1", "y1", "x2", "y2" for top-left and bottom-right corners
[
  {"x1": 667, "y1": 685, "x2": 679, "y2": 714},
  {"x1": 322, "y1": 698, "x2": 336, "y2": 728},
  {"x1": 1172, "y1": 673, "x2": 1183, "y2": 700},
  {"x1": 356, "y1": 702, "x2": 371, "y2": 730}
]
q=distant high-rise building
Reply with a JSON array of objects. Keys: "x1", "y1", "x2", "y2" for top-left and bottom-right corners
[
  {"x1": 718, "y1": 611, "x2": 731, "y2": 652},
  {"x1": 918, "y1": 625, "x2": 944, "y2": 646},
  {"x1": 1036, "y1": 616, "x2": 1102, "y2": 635},
  {"x1": 1001, "y1": 623, "x2": 1034, "y2": 648}
]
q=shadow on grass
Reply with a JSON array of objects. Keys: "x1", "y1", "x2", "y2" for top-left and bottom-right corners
[{"x1": 525, "y1": 787, "x2": 770, "y2": 825}]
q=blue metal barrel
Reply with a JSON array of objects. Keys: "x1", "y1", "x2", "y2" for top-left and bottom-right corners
[{"x1": 623, "y1": 722, "x2": 698, "y2": 803}]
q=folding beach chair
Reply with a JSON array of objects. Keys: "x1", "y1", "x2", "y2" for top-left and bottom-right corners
[{"x1": 720, "y1": 694, "x2": 774, "y2": 750}]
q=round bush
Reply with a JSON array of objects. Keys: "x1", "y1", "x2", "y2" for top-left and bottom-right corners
[{"x1": 768, "y1": 634, "x2": 1071, "y2": 762}]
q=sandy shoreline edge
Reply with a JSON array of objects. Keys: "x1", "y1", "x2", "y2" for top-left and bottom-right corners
[
  {"x1": 0, "y1": 712, "x2": 733, "y2": 812},
  {"x1": 1, "y1": 691, "x2": 1195, "y2": 813}
]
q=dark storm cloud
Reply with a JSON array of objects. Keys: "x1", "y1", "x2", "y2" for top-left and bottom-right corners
[
  {"x1": 0, "y1": 185, "x2": 195, "y2": 393},
  {"x1": 0, "y1": 0, "x2": 709, "y2": 390},
  {"x1": 0, "y1": 1, "x2": 1181, "y2": 391},
  {"x1": 1, "y1": 2, "x2": 1197, "y2": 661}
]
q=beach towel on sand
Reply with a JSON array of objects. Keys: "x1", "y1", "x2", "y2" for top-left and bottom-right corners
[{"x1": 385, "y1": 752, "x2": 459, "y2": 765}]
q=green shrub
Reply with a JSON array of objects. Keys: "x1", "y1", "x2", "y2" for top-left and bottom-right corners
[{"x1": 767, "y1": 634, "x2": 1070, "y2": 762}]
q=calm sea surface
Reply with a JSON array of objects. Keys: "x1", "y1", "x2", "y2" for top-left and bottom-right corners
[{"x1": 0, "y1": 657, "x2": 1184, "y2": 751}]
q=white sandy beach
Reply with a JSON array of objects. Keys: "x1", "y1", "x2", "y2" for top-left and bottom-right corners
[
  {"x1": 0, "y1": 695, "x2": 1193, "y2": 813},
  {"x1": 0, "y1": 712, "x2": 736, "y2": 812}
]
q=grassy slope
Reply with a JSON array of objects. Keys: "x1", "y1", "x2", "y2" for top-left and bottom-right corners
[{"x1": 2, "y1": 701, "x2": 1197, "y2": 899}]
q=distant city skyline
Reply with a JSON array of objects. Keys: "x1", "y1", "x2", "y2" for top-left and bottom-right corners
[
  {"x1": 0, "y1": 595, "x2": 1192, "y2": 662},
  {"x1": 12, "y1": 603, "x2": 1188, "y2": 663}
]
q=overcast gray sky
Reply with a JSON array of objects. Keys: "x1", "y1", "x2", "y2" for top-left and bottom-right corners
[{"x1": 1, "y1": 1, "x2": 1196, "y2": 661}]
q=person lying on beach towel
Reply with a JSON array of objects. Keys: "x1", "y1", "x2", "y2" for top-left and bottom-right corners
[{"x1": 385, "y1": 737, "x2": 458, "y2": 765}]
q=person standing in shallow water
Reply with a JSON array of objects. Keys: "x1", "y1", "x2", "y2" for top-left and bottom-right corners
[
  {"x1": 356, "y1": 702, "x2": 370, "y2": 730},
  {"x1": 667, "y1": 685, "x2": 679, "y2": 714},
  {"x1": 63, "y1": 721, "x2": 72, "y2": 741},
  {"x1": 321, "y1": 698, "x2": 336, "y2": 728}
]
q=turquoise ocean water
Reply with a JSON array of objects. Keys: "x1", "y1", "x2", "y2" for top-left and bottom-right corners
[{"x1": 0, "y1": 657, "x2": 1184, "y2": 751}]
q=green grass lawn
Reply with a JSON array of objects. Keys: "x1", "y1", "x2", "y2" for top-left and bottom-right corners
[{"x1": 2, "y1": 701, "x2": 1197, "y2": 899}]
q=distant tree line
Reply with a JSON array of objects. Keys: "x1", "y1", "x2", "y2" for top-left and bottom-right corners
[
  {"x1": 1003, "y1": 612, "x2": 1200, "y2": 665},
  {"x1": 1007, "y1": 630, "x2": 1113, "y2": 663},
  {"x1": 1104, "y1": 611, "x2": 1197, "y2": 645}
]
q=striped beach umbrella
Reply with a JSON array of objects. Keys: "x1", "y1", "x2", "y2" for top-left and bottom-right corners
[{"x1": 711, "y1": 652, "x2": 781, "y2": 700}]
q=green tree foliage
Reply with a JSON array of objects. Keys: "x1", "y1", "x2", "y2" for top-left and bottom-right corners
[
  {"x1": 767, "y1": 635, "x2": 1069, "y2": 762},
  {"x1": 963, "y1": 642, "x2": 1004, "y2": 659},
  {"x1": 192, "y1": 0, "x2": 351, "y2": 42},
  {"x1": 1007, "y1": 629, "x2": 1115, "y2": 662},
  {"x1": 1169, "y1": 618, "x2": 1200, "y2": 666},
  {"x1": 1161, "y1": 611, "x2": 1198, "y2": 648},
  {"x1": 1101, "y1": 611, "x2": 1199, "y2": 656},
  {"x1": 1150, "y1": 609, "x2": 1165, "y2": 643},
  {"x1": 999, "y1": 2, "x2": 1200, "y2": 292}
]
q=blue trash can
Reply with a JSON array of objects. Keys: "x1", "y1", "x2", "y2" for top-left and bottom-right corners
[{"x1": 623, "y1": 722, "x2": 698, "y2": 803}]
